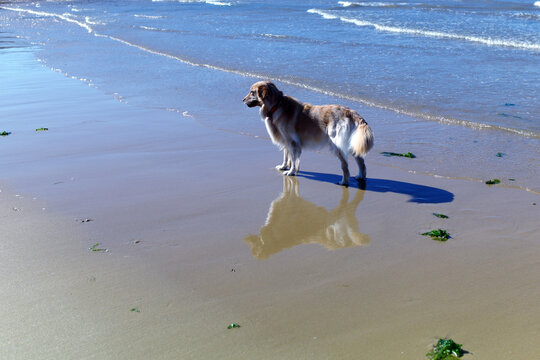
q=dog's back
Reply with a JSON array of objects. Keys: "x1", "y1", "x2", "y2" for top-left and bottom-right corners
[{"x1": 301, "y1": 104, "x2": 374, "y2": 157}]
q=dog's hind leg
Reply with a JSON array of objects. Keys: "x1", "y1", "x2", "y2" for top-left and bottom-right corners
[
  {"x1": 284, "y1": 140, "x2": 301, "y2": 176},
  {"x1": 335, "y1": 150, "x2": 350, "y2": 187},
  {"x1": 276, "y1": 148, "x2": 290, "y2": 171},
  {"x1": 354, "y1": 156, "x2": 367, "y2": 181}
]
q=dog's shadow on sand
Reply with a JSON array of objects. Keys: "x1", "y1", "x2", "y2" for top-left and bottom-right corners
[{"x1": 298, "y1": 171, "x2": 454, "y2": 204}]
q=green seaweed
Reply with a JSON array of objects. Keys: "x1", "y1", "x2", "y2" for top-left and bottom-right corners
[
  {"x1": 1, "y1": 131, "x2": 11, "y2": 136},
  {"x1": 485, "y1": 179, "x2": 501, "y2": 185},
  {"x1": 433, "y1": 213, "x2": 449, "y2": 219},
  {"x1": 36, "y1": 128, "x2": 49, "y2": 131},
  {"x1": 496, "y1": 152, "x2": 505, "y2": 157},
  {"x1": 381, "y1": 151, "x2": 416, "y2": 159},
  {"x1": 130, "y1": 308, "x2": 140, "y2": 313},
  {"x1": 227, "y1": 323, "x2": 241, "y2": 329},
  {"x1": 422, "y1": 229, "x2": 451, "y2": 242},
  {"x1": 89, "y1": 243, "x2": 108, "y2": 252},
  {"x1": 427, "y1": 338, "x2": 464, "y2": 360}
]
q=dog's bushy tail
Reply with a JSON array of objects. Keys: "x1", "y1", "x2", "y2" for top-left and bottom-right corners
[{"x1": 350, "y1": 120, "x2": 374, "y2": 157}]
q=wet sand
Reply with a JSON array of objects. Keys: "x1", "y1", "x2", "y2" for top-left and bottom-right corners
[{"x1": 2, "y1": 44, "x2": 540, "y2": 359}]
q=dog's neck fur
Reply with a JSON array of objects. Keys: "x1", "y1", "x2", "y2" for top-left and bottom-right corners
[{"x1": 263, "y1": 96, "x2": 284, "y2": 121}]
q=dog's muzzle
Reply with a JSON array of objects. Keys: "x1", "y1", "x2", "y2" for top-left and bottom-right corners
[
  {"x1": 245, "y1": 100, "x2": 259, "y2": 108},
  {"x1": 243, "y1": 95, "x2": 259, "y2": 108}
]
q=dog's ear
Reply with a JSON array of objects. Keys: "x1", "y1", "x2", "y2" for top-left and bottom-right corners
[
  {"x1": 257, "y1": 84, "x2": 268, "y2": 100},
  {"x1": 266, "y1": 82, "x2": 283, "y2": 99}
]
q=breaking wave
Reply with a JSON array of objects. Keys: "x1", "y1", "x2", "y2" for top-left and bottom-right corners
[
  {"x1": 2, "y1": 6, "x2": 93, "y2": 33},
  {"x1": 307, "y1": 8, "x2": 540, "y2": 51},
  {"x1": 150, "y1": 0, "x2": 232, "y2": 6},
  {"x1": 338, "y1": 1, "x2": 412, "y2": 7}
]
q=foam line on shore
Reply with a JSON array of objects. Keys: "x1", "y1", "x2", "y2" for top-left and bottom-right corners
[
  {"x1": 151, "y1": 0, "x2": 232, "y2": 6},
  {"x1": 2, "y1": 6, "x2": 93, "y2": 33}
]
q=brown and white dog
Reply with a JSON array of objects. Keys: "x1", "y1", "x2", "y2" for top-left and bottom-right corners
[{"x1": 243, "y1": 81, "x2": 374, "y2": 186}]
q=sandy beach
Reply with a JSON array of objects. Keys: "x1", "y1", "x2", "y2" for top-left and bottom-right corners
[{"x1": 2, "y1": 39, "x2": 540, "y2": 360}]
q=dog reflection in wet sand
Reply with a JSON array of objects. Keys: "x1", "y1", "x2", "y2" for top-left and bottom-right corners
[{"x1": 244, "y1": 177, "x2": 370, "y2": 260}]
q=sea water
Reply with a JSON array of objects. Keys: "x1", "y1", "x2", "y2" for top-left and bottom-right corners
[{"x1": 1, "y1": 0, "x2": 539, "y2": 191}]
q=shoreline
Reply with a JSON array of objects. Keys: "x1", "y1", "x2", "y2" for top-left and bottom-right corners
[{"x1": 2, "y1": 38, "x2": 540, "y2": 359}]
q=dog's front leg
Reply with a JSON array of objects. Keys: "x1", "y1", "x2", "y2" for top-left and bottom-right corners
[
  {"x1": 284, "y1": 141, "x2": 301, "y2": 176},
  {"x1": 276, "y1": 148, "x2": 290, "y2": 171}
]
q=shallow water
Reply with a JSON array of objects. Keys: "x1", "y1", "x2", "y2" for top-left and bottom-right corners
[{"x1": 1, "y1": 0, "x2": 539, "y2": 191}]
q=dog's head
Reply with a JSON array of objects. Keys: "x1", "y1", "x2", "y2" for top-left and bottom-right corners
[{"x1": 243, "y1": 81, "x2": 282, "y2": 108}]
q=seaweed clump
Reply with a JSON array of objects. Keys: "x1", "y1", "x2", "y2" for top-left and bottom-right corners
[
  {"x1": 381, "y1": 151, "x2": 416, "y2": 158},
  {"x1": 427, "y1": 338, "x2": 464, "y2": 360},
  {"x1": 432, "y1": 213, "x2": 449, "y2": 219},
  {"x1": 89, "y1": 243, "x2": 108, "y2": 252},
  {"x1": 422, "y1": 229, "x2": 451, "y2": 242}
]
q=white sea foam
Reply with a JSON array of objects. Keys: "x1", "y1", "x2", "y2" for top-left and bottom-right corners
[
  {"x1": 134, "y1": 14, "x2": 167, "y2": 19},
  {"x1": 2, "y1": 6, "x2": 93, "y2": 33},
  {"x1": 261, "y1": 33, "x2": 288, "y2": 39},
  {"x1": 139, "y1": 25, "x2": 165, "y2": 31},
  {"x1": 138, "y1": 25, "x2": 184, "y2": 33},
  {"x1": 307, "y1": 9, "x2": 338, "y2": 19},
  {"x1": 85, "y1": 16, "x2": 104, "y2": 26},
  {"x1": 534, "y1": 1, "x2": 540, "y2": 7},
  {"x1": 151, "y1": 0, "x2": 232, "y2": 6},
  {"x1": 338, "y1": 1, "x2": 411, "y2": 7},
  {"x1": 308, "y1": 8, "x2": 540, "y2": 51}
]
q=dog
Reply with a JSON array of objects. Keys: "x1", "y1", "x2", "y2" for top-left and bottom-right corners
[{"x1": 243, "y1": 81, "x2": 374, "y2": 186}]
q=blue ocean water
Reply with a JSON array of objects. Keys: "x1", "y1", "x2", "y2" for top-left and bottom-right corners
[
  {"x1": 1, "y1": 0, "x2": 539, "y2": 189},
  {"x1": 3, "y1": 0, "x2": 538, "y2": 133}
]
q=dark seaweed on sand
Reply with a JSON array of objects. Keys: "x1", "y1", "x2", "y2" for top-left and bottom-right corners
[
  {"x1": 89, "y1": 243, "x2": 108, "y2": 252},
  {"x1": 422, "y1": 229, "x2": 451, "y2": 241},
  {"x1": 427, "y1": 338, "x2": 464, "y2": 360},
  {"x1": 485, "y1": 179, "x2": 501, "y2": 185},
  {"x1": 1, "y1": 131, "x2": 11, "y2": 136},
  {"x1": 227, "y1": 323, "x2": 241, "y2": 329},
  {"x1": 381, "y1": 151, "x2": 416, "y2": 158},
  {"x1": 433, "y1": 213, "x2": 449, "y2": 219}
]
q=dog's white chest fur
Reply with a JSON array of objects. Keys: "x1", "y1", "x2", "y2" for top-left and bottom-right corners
[{"x1": 260, "y1": 109, "x2": 283, "y2": 147}]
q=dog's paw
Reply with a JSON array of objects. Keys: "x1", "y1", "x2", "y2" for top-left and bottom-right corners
[
  {"x1": 354, "y1": 175, "x2": 366, "y2": 181},
  {"x1": 337, "y1": 180, "x2": 349, "y2": 187},
  {"x1": 284, "y1": 170, "x2": 296, "y2": 176},
  {"x1": 355, "y1": 177, "x2": 366, "y2": 189},
  {"x1": 275, "y1": 165, "x2": 289, "y2": 171}
]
